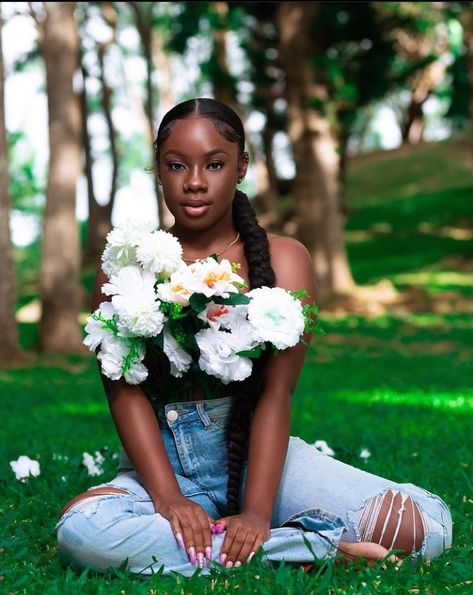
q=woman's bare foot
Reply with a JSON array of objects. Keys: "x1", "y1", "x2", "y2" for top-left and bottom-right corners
[{"x1": 336, "y1": 541, "x2": 401, "y2": 568}]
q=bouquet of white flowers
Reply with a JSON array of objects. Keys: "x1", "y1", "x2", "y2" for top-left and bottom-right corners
[{"x1": 83, "y1": 221, "x2": 319, "y2": 398}]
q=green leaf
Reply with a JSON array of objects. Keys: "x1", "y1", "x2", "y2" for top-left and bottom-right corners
[
  {"x1": 236, "y1": 346, "x2": 263, "y2": 359},
  {"x1": 189, "y1": 293, "x2": 209, "y2": 313},
  {"x1": 214, "y1": 293, "x2": 250, "y2": 306}
]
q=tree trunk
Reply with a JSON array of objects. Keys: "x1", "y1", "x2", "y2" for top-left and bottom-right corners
[
  {"x1": 129, "y1": 2, "x2": 173, "y2": 230},
  {"x1": 82, "y1": 4, "x2": 118, "y2": 264},
  {"x1": 0, "y1": 8, "x2": 21, "y2": 362},
  {"x1": 276, "y1": 2, "x2": 355, "y2": 298},
  {"x1": 39, "y1": 2, "x2": 84, "y2": 353}
]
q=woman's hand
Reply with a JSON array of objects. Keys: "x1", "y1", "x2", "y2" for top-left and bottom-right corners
[
  {"x1": 157, "y1": 494, "x2": 215, "y2": 568},
  {"x1": 214, "y1": 510, "x2": 271, "y2": 568}
]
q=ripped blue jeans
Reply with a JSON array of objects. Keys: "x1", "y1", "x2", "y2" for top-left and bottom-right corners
[{"x1": 56, "y1": 397, "x2": 452, "y2": 576}]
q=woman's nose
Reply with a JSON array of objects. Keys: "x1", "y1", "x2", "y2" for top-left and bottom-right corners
[{"x1": 184, "y1": 167, "x2": 207, "y2": 192}]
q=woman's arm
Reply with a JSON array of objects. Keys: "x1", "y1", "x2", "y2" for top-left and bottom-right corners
[
  {"x1": 217, "y1": 238, "x2": 317, "y2": 565},
  {"x1": 91, "y1": 267, "x2": 214, "y2": 565}
]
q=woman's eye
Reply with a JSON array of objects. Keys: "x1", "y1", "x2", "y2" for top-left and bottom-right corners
[
  {"x1": 207, "y1": 162, "x2": 223, "y2": 171},
  {"x1": 168, "y1": 162, "x2": 185, "y2": 171}
]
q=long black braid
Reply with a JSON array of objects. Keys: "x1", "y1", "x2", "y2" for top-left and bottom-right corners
[
  {"x1": 225, "y1": 190, "x2": 275, "y2": 515},
  {"x1": 154, "y1": 98, "x2": 276, "y2": 516}
]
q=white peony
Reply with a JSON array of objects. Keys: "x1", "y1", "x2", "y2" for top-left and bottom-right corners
[
  {"x1": 186, "y1": 258, "x2": 244, "y2": 299},
  {"x1": 197, "y1": 301, "x2": 248, "y2": 330},
  {"x1": 247, "y1": 286, "x2": 304, "y2": 350},
  {"x1": 10, "y1": 455, "x2": 41, "y2": 482},
  {"x1": 83, "y1": 301, "x2": 117, "y2": 351},
  {"x1": 98, "y1": 335, "x2": 148, "y2": 384},
  {"x1": 102, "y1": 266, "x2": 164, "y2": 337},
  {"x1": 163, "y1": 330, "x2": 192, "y2": 377},
  {"x1": 101, "y1": 220, "x2": 156, "y2": 277},
  {"x1": 136, "y1": 230, "x2": 183, "y2": 277},
  {"x1": 195, "y1": 325, "x2": 256, "y2": 384}
]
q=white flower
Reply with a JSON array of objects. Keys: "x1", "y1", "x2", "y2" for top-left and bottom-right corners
[
  {"x1": 313, "y1": 440, "x2": 335, "y2": 457},
  {"x1": 163, "y1": 330, "x2": 192, "y2": 377},
  {"x1": 83, "y1": 301, "x2": 116, "y2": 351},
  {"x1": 102, "y1": 220, "x2": 156, "y2": 277},
  {"x1": 136, "y1": 230, "x2": 183, "y2": 277},
  {"x1": 102, "y1": 266, "x2": 164, "y2": 337},
  {"x1": 247, "y1": 287, "x2": 304, "y2": 350},
  {"x1": 98, "y1": 335, "x2": 148, "y2": 384},
  {"x1": 360, "y1": 448, "x2": 371, "y2": 460},
  {"x1": 195, "y1": 326, "x2": 256, "y2": 384},
  {"x1": 186, "y1": 258, "x2": 244, "y2": 299},
  {"x1": 10, "y1": 456, "x2": 41, "y2": 482},
  {"x1": 82, "y1": 451, "x2": 104, "y2": 477},
  {"x1": 157, "y1": 268, "x2": 193, "y2": 306},
  {"x1": 197, "y1": 302, "x2": 248, "y2": 330}
]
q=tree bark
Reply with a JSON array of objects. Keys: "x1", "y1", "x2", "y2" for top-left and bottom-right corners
[
  {"x1": 276, "y1": 2, "x2": 355, "y2": 298},
  {"x1": 0, "y1": 7, "x2": 21, "y2": 362},
  {"x1": 38, "y1": 2, "x2": 84, "y2": 353}
]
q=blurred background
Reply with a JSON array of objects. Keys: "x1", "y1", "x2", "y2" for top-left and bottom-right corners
[{"x1": 0, "y1": 1, "x2": 472, "y2": 358}]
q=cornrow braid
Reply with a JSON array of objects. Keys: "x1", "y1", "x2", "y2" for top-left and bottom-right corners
[{"x1": 224, "y1": 190, "x2": 275, "y2": 515}]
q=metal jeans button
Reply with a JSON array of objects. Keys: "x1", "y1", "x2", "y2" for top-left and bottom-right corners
[{"x1": 166, "y1": 409, "x2": 178, "y2": 422}]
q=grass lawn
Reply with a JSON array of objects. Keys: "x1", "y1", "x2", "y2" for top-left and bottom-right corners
[{"x1": 1, "y1": 137, "x2": 472, "y2": 593}]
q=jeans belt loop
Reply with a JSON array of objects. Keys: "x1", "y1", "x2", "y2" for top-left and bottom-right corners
[{"x1": 196, "y1": 401, "x2": 211, "y2": 428}]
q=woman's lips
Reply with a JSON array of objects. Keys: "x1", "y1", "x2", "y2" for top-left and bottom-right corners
[{"x1": 182, "y1": 202, "x2": 211, "y2": 217}]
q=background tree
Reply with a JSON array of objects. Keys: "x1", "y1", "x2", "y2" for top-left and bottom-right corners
[
  {"x1": 34, "y1": 2, "x2": 84, "y2": 353},
  {"x1": 0, "y1": 5, "x2": 21, "y2": 362}
]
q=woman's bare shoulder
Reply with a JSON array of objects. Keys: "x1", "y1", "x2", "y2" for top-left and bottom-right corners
[{"x1": 267, "y1": 233, "x2": 316, "y2": 296}]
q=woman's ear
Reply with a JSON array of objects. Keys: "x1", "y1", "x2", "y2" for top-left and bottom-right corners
[{"x1": 238, "y1": 151, "x2": 249, "y2": 182}]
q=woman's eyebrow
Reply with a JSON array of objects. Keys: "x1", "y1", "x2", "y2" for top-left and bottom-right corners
[{"x1": 163, "y1": 148, "x2": 230, "y2": 158}]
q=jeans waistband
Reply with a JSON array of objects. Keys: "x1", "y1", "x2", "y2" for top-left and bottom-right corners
[{"x1": 156, "y1": 396, "x2": 234, "y2": 428}]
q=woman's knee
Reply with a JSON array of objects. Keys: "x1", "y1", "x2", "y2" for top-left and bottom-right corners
[{"x1": 358, "y1": 488, "x2": 452, "y2": 559}]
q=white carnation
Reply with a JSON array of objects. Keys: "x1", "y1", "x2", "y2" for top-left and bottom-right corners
[
  {"x1": 163, "y1": 330, "x2": 192, "y2": 377},
  {"x1": 136, "y1": 230, "x2": 183, "y2": 277},
  {"x1": 102, "y1": 266, "x2": 164, "y2": 337},
  {"x1": 195, "y1": 325, "x2": 256, "y2": 384},
  {"x1": 10, "y1": 455, "x2": 41, "y2": 482},
  {"x1": 102, "y1": 220, "x2": 156, "y2": 277},
  {"x1": 83, "y1": 301, "x2": 116, "y2": 351},
  {"x1": 247, "y1": 287, "x2": 304, "y2": 350},
  {"x1": 186, "y1": 258, "x2": 244, "y2": 299},
  {"x1": 97, "y1": 335, "x2": 148, "y2": 384}
]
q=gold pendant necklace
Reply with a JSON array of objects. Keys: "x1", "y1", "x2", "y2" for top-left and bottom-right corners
[{"x1": 182, "y1": 232, "x2": 240, "y2": 263}]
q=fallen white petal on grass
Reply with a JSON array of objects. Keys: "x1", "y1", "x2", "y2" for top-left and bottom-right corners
[
  {"x1": 82, "y1": 451, "x2": 104, "y2": 477},
  {"x1": 360, "y1": 448, "x2": 371, "y2": 460},
  {"x1": 10, "y1": 455, "x2": 41, "y2": 482},
  {"x1": 313, "y1": 440, "x2": 335, "y2": 457}
]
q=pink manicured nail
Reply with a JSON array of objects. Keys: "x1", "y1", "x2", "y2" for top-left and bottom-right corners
[
  {"x1": 226, "y1": 561, "x2": 234, "y2": 569},
  {"x1": 234, "y1": 561, "x2": 242, "y2": 567},
  {"x1": 213, "y1": 524, "x2": 223, "y2": 535},
  {"x1": 188, "y1": 546, "x2": 196, "y2": 565},
  {"x1": 219, "y1": 553, "x2": 227, "y2": 564},
  {"x1": 197, "y1": 552, "x2": 205, "y2": 569},
  {"x1": 205, "y1": 546, "x2": 212, "y2": 561},
  {"x1": 248, "y1": 551, "x2": 255, "y2": 562},
  {"x1": 175, "y1": 532, "x2": 184, "y2": 549}
]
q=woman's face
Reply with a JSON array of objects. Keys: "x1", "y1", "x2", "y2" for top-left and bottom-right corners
[{"x1": 157, "y1": 116, "x2": 247, "y2": 232}]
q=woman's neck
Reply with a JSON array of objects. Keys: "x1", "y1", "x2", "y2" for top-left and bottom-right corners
[{"x1": 169, "y1": 218, "x2": 238, "y2": 261}]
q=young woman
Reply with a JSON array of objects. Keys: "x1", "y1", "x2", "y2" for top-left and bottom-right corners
[{"x1": 57, "y1": 98, "x2": 452, "y2": 576}]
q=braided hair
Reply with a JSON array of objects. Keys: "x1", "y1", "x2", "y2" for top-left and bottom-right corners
[{"x1": 154, "y1": 98, "x2": 276, "y2": 515}]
